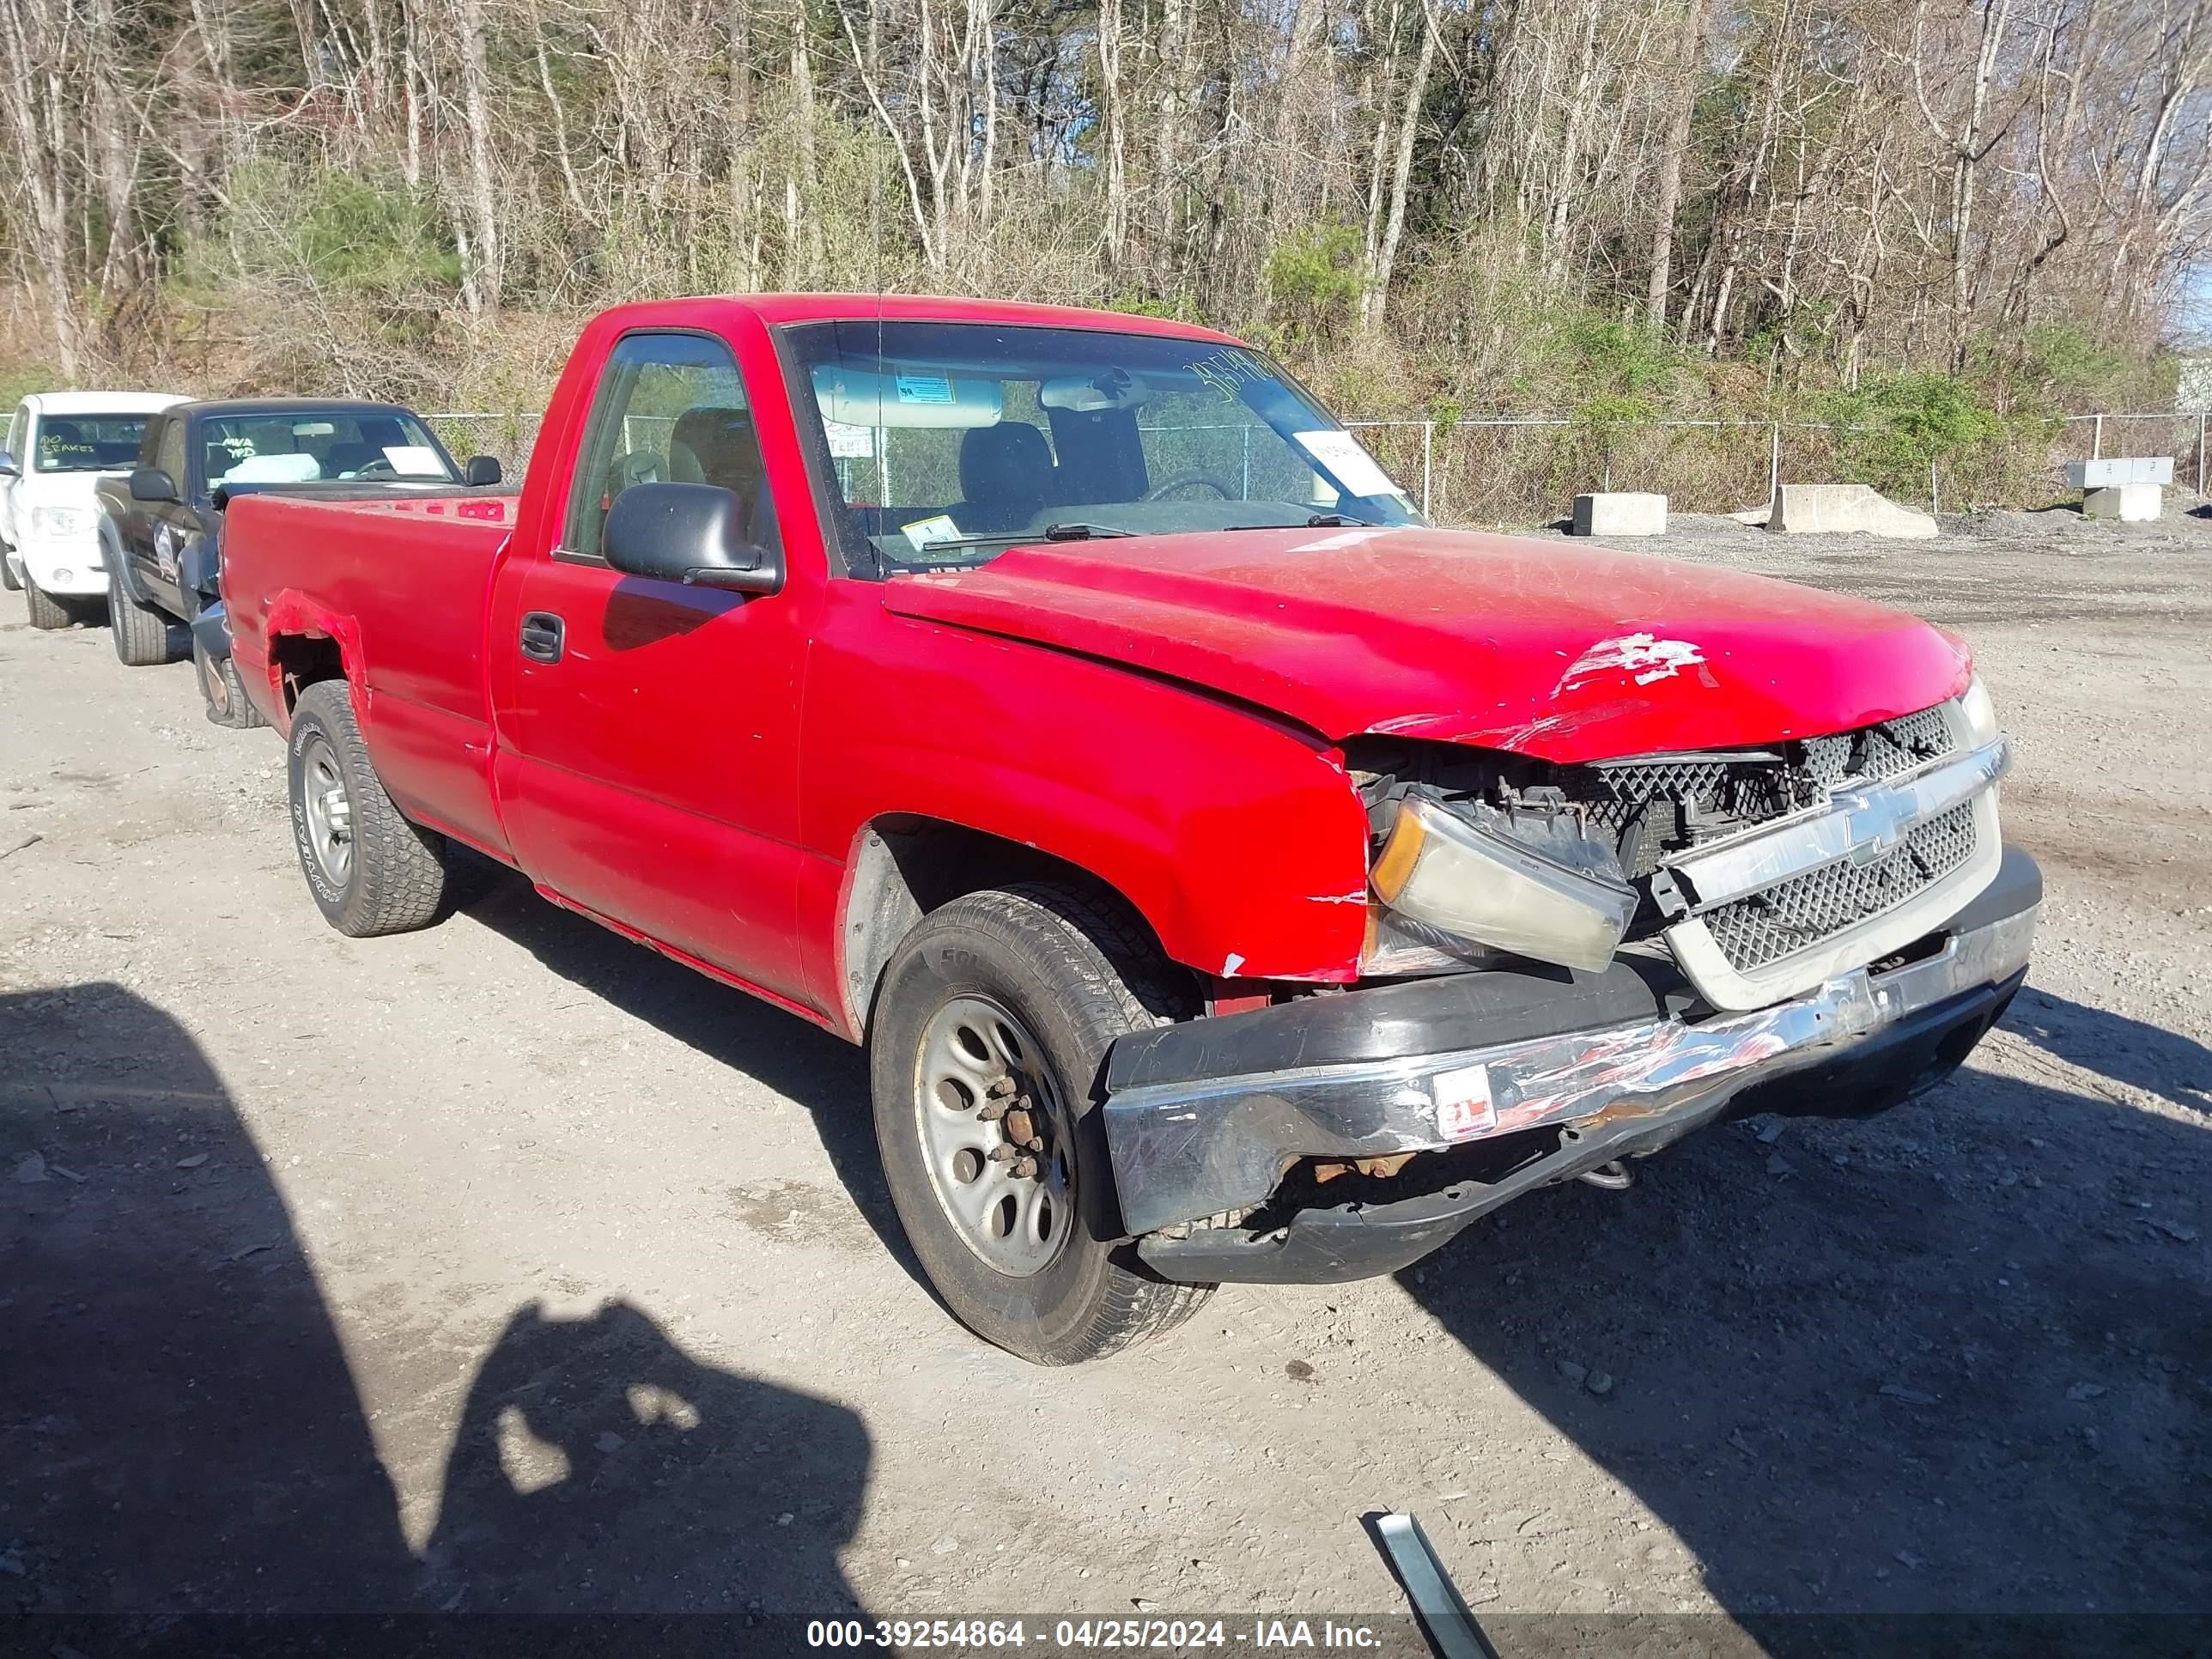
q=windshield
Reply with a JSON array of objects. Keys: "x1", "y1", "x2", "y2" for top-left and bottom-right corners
[
  {"x1": 33, "y1": 414, "x2": 154, "y2": 473},
  {"x1": 198, "y1": 410, "x2": 456, "y2": 488},
  {"x1": 780, "y1": 321, "x2": 1425, "y2": 573}
]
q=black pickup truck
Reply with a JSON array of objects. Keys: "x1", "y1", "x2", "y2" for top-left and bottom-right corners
[{"x1": 94, "y1": 398, "x2": 501, "y2": 725}]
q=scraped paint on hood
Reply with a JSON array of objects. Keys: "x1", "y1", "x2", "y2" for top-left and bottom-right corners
[{"x1": 881, "y1": 526, "x2": 1972, "y2": 763}]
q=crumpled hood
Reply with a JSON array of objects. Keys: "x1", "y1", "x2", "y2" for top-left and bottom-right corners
[{"x1": 881, "y1": 526, "x2": 1972, "y2": 763}]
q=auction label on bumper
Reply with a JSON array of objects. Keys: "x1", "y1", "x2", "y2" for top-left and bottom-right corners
[{"x1": 805, "y1": 1617, "x2": 1411, "y2": 1652}]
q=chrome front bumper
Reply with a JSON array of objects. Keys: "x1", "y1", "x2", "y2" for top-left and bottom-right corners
[{"x1": 1103, "y1": 848, "x2": 2040, "y2": 1244}]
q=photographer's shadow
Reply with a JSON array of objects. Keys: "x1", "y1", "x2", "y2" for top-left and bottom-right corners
[
  {"x1": 421, "y1": 1298, "x2": 871, "y2": 1614},
  {"x1": 3, "y1": 982, "x2": 870, "y2": 1621}
]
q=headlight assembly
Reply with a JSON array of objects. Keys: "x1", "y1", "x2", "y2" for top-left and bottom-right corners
[
  {"x1": 1959, "y1": 673, "x2": 1999, "y2": 745},
  {"x1": 1368, "y1": 795, "x2": 1636, "y2": 974},
  {"x1": 30, "y1": 506, "x2": 91, "y2": 539}
]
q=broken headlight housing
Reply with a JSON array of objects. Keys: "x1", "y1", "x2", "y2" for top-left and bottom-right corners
[{"x1": 1366, "y1": 794, "x2": 1637, "y2": 974}]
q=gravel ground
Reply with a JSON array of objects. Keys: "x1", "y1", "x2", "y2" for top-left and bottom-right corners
[{"x1": 3, "y1": 504, "x2": 2207, "y2": 1652}]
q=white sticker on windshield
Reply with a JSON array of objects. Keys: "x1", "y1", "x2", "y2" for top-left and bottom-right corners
[
  {"x1": 382, "y1": 445, "x2": 445, "y2": 475},
  {"x1": 1293, "y1": 429, "x2": 1399, "y2": 501},
  {"x1": 894, "y1": 374, "x2": 954, "y2": 405},
  {"x1": 823, "y1": 420, "x2": 876, "y2": 459},
  {"x1": 901, "y1": 513, "x2": 963, "y2": 552}
]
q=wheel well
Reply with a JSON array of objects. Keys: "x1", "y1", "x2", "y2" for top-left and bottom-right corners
[
  {"x1": 269, "y1": 634, "x2": 346, "y2": 714},
  {"x1": 840, "y1": 816, "x2": 1181, "y2": 1038}
]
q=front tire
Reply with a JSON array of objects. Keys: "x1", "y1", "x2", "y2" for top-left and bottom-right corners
[
  {"x1": 108, "y1": 564, "x2": 182, "y2": 665},
  {"x1": 196, "y1": 634, "x2": 268, "y2": 729},
  {"x1": 286, "y1": 680, "x2": 448, "y2": 935},
  {"x1": 1, "y1": 546, "x2": 20, "y2": 591},
  {"x1": 869, "y1": 884, "x2": 1212, "y2": 1364},
  {"x1": 24, "y1": 579, "x2": 70, "y2": 629}
]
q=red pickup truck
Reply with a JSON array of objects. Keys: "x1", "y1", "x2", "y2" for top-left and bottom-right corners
[{"x1": 221, "y1": 295, "x2": 2039, "y2": 1363}]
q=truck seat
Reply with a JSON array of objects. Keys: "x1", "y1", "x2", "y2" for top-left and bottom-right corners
[
  {"x1": 954, "y1": 422, "x2": 1054, "y2": 531},
  {"x1": 669, "y1": 406, "x2": 773, "y2": 544}
]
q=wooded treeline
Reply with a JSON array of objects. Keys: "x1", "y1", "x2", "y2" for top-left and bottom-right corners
[{"x1": 2, "y1": 0, "x2": 2206, "y2": 434}]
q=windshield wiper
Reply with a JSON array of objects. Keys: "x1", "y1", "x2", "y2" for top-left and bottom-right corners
[
  {"x1": 1042, "y1": 521, "x2": 1137, "y2": 540},
  {"x1": 1221, "y1": 512, "x2": 1377, "y2": 532},
  {"x1": 908, "y1": 521, "x2": 1138, "y2": 553},
  {"x1": 906, "y1": 529, "x2": 1036, "y2": 552}
]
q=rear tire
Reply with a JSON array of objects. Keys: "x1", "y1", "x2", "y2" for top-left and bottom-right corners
[
  {"x1": 868, "y1": 883, "x2": 1212, "y2": 1364},
  {"x1": 196, "y1": 634, "x2": 268, "y2": 729},
  {"x1": 108, "y1": 564, "x2": 181, "y2": 665},
  {"x1": 24, "y1": 579, "x2": 70, "y2": 630},
  {"x1": 286, "y1": 679, "x2": 448, "y2": 936}
]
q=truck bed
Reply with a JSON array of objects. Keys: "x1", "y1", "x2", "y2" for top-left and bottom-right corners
[{"x1": 223, "y1": 490, "x2": 520, "y2": 856}]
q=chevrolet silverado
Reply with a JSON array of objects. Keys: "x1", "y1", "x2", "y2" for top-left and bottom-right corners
[{"x1": 216, "y1": 296, "x2": 2039, "y2": 1364}]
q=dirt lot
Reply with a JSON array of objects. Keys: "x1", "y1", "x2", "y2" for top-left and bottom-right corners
[{"x1": 3, "y1": 504, "x2": 2208, "y2": 1651}]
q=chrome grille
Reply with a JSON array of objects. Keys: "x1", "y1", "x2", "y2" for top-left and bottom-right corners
[{"x1": 1703, "y1": 801, "x2": 1979, "y2": 971}]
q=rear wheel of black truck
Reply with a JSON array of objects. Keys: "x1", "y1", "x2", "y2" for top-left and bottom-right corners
[
  {"x1": 869, "y1": 883, "x2": 1212, "y2": 1365},
  {"x1": 286, "y1": 679, "x2": 448, "y2": 936},
  {"x1": 196, "y1": 633, "x2": 268, "y2": 729}
]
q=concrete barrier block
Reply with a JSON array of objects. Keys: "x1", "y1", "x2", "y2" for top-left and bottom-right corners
[
  {"x1": 1768, "y1": 483, "x2": 1938, "y2": 538},
  {"x1": 2082, "y1": 483, "x2": 2162, "y2": 521},
  {"x1": 1571, "y1": 491, "x2": 1668, "y2": 537},
  {"x1": 2063, "y1": 457, "x2": 2172, "y2": 488}
]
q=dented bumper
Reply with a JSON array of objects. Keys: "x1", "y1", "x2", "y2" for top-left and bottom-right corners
[{"x1": 1103, "y1": 845, "x2": 2042, "y2": 1284}]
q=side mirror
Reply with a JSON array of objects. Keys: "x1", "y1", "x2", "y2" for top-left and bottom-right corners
[
  {"x1": 465, "y1": 454, "x2": 502, "y2": 487},
  {"x1": 130, "y1": 466, "x2": 179, "y2": 503},
  {"x1": 604, "y1": 482, "x2": 783, "y2": 595},
  {"x1": 0, "y1": 451, "x2": 17, "y2": 477}
]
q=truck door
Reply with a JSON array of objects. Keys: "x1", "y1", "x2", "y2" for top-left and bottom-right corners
[
  {"x1": 491, "y1": 328, "x2": 814, "y2": 1008},
  {"x1": 116, "y1": 416, "x2": 197, "y2": 614}
]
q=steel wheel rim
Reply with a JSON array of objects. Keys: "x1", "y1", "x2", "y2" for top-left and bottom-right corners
[
  {"x1": 913, "y1": 994, "x2": 1074, "y2": 1278},
  {"x1": 300, "y1": 734, "x2": 354, "y2": 888}
]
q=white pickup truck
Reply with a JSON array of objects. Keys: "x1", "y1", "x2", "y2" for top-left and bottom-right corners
[{"x1": 2, "y1": 391, "x2": 188, "y2": 628}]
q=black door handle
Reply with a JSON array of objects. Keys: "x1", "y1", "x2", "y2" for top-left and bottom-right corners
[{"x1": 520, "y1": 611, "x2": 565, "y2": 663}]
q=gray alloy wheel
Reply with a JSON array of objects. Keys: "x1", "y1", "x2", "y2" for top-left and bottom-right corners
[
  {"x1": 284, "y1": 679, "x2": 449, "y2": 936},
  {"x1": 297, "y1": 732, "x2": 355, "y2": 890},
  {"x1": 913, "y1": 994, "x2": 1076, "y2": 1278}
]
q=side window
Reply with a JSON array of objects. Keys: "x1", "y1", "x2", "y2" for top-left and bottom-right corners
[
  {"x1": 6, "y1": 404, "x2": 27, "y2": 465},
  {"x1": 562, "y1": 331, "x2": 778, "y2": 561},
  {"x1": 156, "y1": 420, "x2": 188, "y2": 489}
]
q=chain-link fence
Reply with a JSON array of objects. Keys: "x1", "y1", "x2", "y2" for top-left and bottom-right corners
[
  {"x1": 428, "y1": 406, "x2": 2212, "y2": 526},
  {"x1": 424, "y1": 412, "x2": 545, "y2": 479}
]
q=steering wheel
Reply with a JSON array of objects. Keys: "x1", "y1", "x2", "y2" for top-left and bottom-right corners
[
  {"x1": 1142, "y1": 471, "x2": 1236, "y2": 502},
  {"x1": 349, "y1": 459, "x2": 398, "y2": 480}
]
